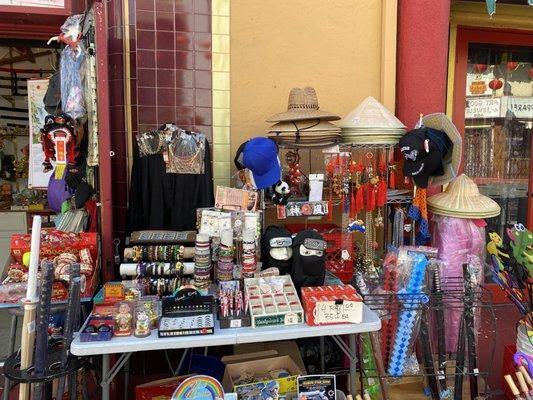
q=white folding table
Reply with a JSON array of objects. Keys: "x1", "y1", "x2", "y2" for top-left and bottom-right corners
[{"x1": 71, "y1": 304, "x2": 381, "y2": 399}]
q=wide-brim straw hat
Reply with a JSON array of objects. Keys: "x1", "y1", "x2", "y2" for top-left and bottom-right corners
[
  {"x1": 267, "y1": 120, "x2": 340, "y2": 133},
  {"x1": 422, "y1": 113, "x2": 462, "y2": 186},
  {"x1": 427, "y1": 174, "x2": 501, "y2": 219},
  {"x1": 266, "y1": 87, "x2": 340, "y2": 123}
]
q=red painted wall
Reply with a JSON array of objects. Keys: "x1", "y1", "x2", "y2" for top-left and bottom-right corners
[{"x1": 396, "y1": 0, "x2": 452, "y2": 129}]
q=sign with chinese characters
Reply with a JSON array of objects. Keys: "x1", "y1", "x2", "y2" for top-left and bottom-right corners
[
  {"x1": 501, "y1": 96, "x2": 533, "y2": 119},
  {"x1": 277, "y1": 201, "x2": 329, "y2": 219},
  {"x1": 465, "y1": 97, "x2": 501, "y2": 119}
]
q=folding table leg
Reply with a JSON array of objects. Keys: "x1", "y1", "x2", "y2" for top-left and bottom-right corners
[
  {"x1": 349, "y1": 334, "x2": 357, "y2": 397},
  {"x1": 102, "y1": 354, "x2": 110, "y2": 400}
]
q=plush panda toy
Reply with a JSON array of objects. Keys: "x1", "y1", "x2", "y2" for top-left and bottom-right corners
[{"x1": 271, "y1": 180, "x2": 291, "y2": 205}]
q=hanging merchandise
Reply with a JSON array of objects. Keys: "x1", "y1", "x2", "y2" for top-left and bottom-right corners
[
  {"x1": 241, "y1": 229, "x2": 257, "y2": 279},
  {"x1": 284, "y1": 149, "x2": 307, "y2": 198},
  {"x1": 400, "y1": 113, "x2": 462, "y2": 188},
  {"x1": 40, "y1": 113, "x2": 78, "y2": 178},
  {"x1": 234, "y1": 137, "x2": 281, "y2": 190},
  {"x1": 167, "y1": 130, "x2": 206, "y2": 174},
  {"x1": 408, "y1": 187, "x2": 430, "y2": 245},
  {"x1": 57, "y1": 15, "x2": 87, "y2": 120},
  {"x1": 128, "y1": 125, "x2": 214, "y2": 232}
]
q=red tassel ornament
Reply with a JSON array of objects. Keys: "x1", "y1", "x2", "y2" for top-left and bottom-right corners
[
  {"x1": 377, "y1": 178, "x2": 387, "y2": 207},
  {"x1": 389, "y1": 165, "x2": 396, "y2": 189}
]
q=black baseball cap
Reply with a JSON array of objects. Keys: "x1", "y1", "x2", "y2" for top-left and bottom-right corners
[{"x1": 399, "y1": 128, "x2": 451, "y2": 188}]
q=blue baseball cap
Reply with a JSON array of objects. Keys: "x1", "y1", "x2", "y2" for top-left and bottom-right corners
[{"x1": 236, "y1": 137, "x2": 281, "y2": 189}]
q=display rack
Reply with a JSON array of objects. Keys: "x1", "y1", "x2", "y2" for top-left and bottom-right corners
[{"x1": 361, "y1": 277, "x2": 497, "y2": 399}]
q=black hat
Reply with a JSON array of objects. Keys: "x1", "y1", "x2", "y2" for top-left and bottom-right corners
[{"x1": 399, "y1": 128, "x2": 452, "y2": 188}]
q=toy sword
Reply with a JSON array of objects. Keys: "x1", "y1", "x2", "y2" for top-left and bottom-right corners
[
  {"x1": 55, "y1": 263, "x2": 81, "y2": 400},
  {"x1": 463, "y1": 263, "x2": 479, "y2": 400},
  {"x1": 432, "y1": 265, "x2": 447, "y2": 393},
  {"x1": 19, "y1": 216, "x2": 41, "y2": 400},
  {"x1": 32, "y1": 260, "x2": 55, "y2": 400},
  {"x1": 419, "y1": 307, "x2": 440, "y2": 399},
  {"x1": 453, "y1": 313, "x2": 466, "y2": 399}
]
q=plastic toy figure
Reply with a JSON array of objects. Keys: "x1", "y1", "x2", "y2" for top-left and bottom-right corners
[
  {"x1": 347, "y1": 219, "x2": 366, "y2": 234},
  {"x1": 114, "y1": 302, "x2": 133, "y2": 336},
  {"x1": 134, "y1": 306, "x2": 151, "y2": 338}
]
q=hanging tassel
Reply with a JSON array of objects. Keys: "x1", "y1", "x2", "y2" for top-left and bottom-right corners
[
  {"x1": 350, "y1": 190, "x2": 357, "y2": 218},
  {"x1": 389, "y1": 165, "x2": 396, "y2": 189},
  {"x1": 366, "y1": 185, "x2": 376, "y2": 212},
  {"x1": 356, "y1": 185, "x2": 365, "y2": 213},
  {"x1": 328, "y1": 190, "x2": 333, "y2": 221},
  {"x1": 377, "y1": 178, "x2": 387, "y2": 207}
]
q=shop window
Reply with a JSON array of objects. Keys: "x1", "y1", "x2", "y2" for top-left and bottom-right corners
[{"x1": 462, "y1": 42, "x2": 533, "y2": 237}]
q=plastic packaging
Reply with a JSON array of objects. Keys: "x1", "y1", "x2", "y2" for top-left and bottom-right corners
[
  {"x1": 60, "y1": 44, "x2": 86, "y2": 119},
  {"x1": 431, "y1": 215, "x2": 485, "y2": 352}
]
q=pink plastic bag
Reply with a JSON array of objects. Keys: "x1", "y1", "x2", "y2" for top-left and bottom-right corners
[{"x1": 431, "y1": 215, "x2": 485, "y2": 352}]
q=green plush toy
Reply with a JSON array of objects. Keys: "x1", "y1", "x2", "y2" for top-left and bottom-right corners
[{"x1": 508, "y1": 223, "x2": 533, "y2": 278}]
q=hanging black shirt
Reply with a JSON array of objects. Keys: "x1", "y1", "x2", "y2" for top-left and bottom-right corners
[{"x1": 127, "y1": 141, "x2": 214, "y2": 233}]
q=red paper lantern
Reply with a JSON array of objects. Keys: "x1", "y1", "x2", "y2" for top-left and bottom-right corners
[
  {"x1": 474, "y1": 64, "x2": 488, "y2": 73},
  {"x1": 489, "y1": 79, "x2": 503, "y2": 90},
  {"x1": 507, "y1": 61, "x2": 519, "y2": 71}
]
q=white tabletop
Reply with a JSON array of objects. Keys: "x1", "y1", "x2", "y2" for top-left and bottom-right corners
[{"x1": 71, "y1": 304, "x2": 381, "y2": 356}]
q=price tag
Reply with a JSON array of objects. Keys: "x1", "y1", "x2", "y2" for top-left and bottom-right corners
[
  {"x1": 315, "y1": 300, "x2": 362, "y2": 324},
  {"x1": 230, "y1": 319, "x2": 242, "y2": 328}
]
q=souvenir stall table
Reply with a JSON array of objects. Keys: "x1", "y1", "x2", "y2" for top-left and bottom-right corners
[{"x1": 70, "y1": 306, "x2": 381, "y2": 400}]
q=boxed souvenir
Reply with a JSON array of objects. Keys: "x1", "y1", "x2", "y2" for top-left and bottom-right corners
[
  {"x1": 244, "y1": 275, "x2": 304, "y2": 328},
  {"x1": 301, "y1": 285, "x2": 363, "y2": 326},
  {"x1": 219, "y1": 281, "x2": 251, "y2": 329},
  {"x1": 80, "y1": 315, "x2": 114, "y2": 342},
  {"x1": 222, "y1": 352, "x2": 303, "y2": 398},
  {"x1": 158, "y1": 288, "x2": 215, "y2": 337},
  {"x1": 10, "y1": 231, "x2": 97, "y2": 263},
  {"x1": 135, "y1": 375, "x2": 192, "y2": 400},
  {"x1": 130, "y1": 230, "x2": 196, "y2": 244}
]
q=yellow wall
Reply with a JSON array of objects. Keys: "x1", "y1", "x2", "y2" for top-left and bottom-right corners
[{"x1": 229, "y1": 0, "x2": 387, "y2": 172}]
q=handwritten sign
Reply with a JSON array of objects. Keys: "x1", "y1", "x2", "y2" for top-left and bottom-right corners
[
  {"x1": 465, "y1": 97, "x2": 501, "y2": 119},
  {"x1": 314, "y1": 300, "x2": 362, "y2": 324}
]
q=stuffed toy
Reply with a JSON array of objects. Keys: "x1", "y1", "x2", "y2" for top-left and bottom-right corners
[{"x1": 271, "y1": 180, "x2": 291, "y2": 205}]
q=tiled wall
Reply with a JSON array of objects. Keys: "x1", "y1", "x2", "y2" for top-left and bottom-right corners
[
  {"x1": 134, "y1": 0, "x2": 213, "y2": 139},
  {"x1": 106, "y1": 0, "x2": 219, "y2": 239},
  {"x1": 212, "y1": 0, "x2": 230, "y2": 188}
]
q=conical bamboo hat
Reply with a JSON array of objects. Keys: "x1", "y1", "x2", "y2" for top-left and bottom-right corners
[{"x1": 427, "y1": 174, "x2": 501, "y2": 219}]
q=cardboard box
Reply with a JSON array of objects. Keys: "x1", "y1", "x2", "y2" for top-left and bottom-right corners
[
  {"x1": 234, "y1": 341, "x2": 306, "y2": 375},
  {"x1": 222, "y1": 352, "x2": 303, "y2": 399}
]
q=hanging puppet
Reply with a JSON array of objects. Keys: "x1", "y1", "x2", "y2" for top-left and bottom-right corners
[{"x1": 40, "y1": 113, "x2": 78, "y2": 177}]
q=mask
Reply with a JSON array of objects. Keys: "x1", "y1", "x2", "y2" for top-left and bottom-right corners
[
  {"x1": 261, "y1": 226, "x2": 293, "y2": 275},
  {"x1": 291, "y1": 230, "x2": 326, "y2": 291}
]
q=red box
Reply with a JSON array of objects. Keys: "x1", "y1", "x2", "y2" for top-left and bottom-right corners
[{"x1": 302, "y1": 285, "x2": 362, "y2": 326}]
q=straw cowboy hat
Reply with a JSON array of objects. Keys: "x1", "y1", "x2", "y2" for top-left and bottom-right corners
[
  {"x1": 427, "y1": 174, "x2": 501, "y2": 219},
  {"x1": 422, "y1": 113, "x2": 462, "y2": 186},
  {"x1": 266, "y1": 87, "x2": 340, "y2": 123}
]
